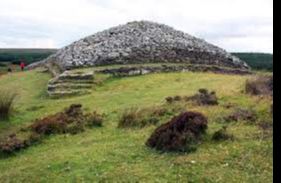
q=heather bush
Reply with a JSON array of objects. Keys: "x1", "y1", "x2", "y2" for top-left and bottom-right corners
[
  {"x1": 245, "y1": 75, "x2": 273, "y2": 96},
  {"x1": 165, "y1": 96, "x2": 174, "y2": 104},
  {"x1": 224, "y1": 108, "x2": 257, "y2": 123},
  {"x1": 186, "y1": 89, "x2": 218, "y2": 106},
  {"x1": 30, "y1": 104, "x2": 103, "y2": 135},
  {"x1": 0, "y1": 134, "x2": 28, "y2": 154},
  {"x1": 146, "y1": 111, "x2": 208, "y2": 152},
  {"x1": 30, "y1": 112, "x2": 70, "y2": 135},
  {"x1": 1, "y1": 104, "x2": 104, "y2": 155}
]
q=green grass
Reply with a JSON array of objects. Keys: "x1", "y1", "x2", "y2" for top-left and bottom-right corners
[{"x1": 0, "y1": 69, "x2": 272, "y2": 182}]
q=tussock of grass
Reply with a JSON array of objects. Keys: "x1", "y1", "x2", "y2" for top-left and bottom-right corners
[
  {"x1": 212, "y1": 126, "x2": 234, "y2": 141},
  {"x1": 118, "y1": 103, "x2": 187, "y2": 128},
  {"x1": 165, "y1": 89, "x2": 218, "y2": 106},
  {"x1": 118, "y1": 107, "x2": 160, "y2": 128},
  {"x1": 0, "y1": 89, "x2": 17, "y2": 120}
]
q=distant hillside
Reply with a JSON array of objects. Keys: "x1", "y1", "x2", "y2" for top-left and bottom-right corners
[
  {"x1": 0, "y1": 49, "x2": 57, "y2": 65},
  {"x1": 232, "y1": 53, "x2": 273, "y2": 71}
]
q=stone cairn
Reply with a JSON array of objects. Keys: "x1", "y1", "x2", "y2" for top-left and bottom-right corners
[
  {"x1": 27, "y1": 20, "x2": 252, "y2": 98},
  {"x1": 29, "y1": 20, "x2": 250, "y2": 71}
]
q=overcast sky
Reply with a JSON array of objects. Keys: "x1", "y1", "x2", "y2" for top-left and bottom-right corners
[{"x1": 0, "y1": 0, "x2": 273, "y2": 53}]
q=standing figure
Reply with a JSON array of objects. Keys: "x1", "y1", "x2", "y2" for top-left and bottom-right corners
[{"x1": 20, "y1": 61, "x2": 25, "y2": 71}]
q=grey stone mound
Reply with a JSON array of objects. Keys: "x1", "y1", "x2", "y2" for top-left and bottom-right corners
[
  {"x1": 30, "y1": 21, "x2": 249, "y2": 71},
  {"x1": 47, "y1": 71, "x2": 94, "y2": 98}
]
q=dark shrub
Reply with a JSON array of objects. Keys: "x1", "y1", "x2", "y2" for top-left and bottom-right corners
[
  {"x1": 1, "y1": 104, "x2": 104, "y2": 156},
  {"x1": 186, "y1": 89, "x2": 218, "y2": 106},
  {"x1": 224, "y1": 108, "x2": 257, "y2": 123},
  {"x1": 31, "y1": 113, "x2": 69, "y2": 135},
  {"x1": 27, "y1": 133, "x2": 43, "y2": 145},
  {"x1": 146, "y1": 111, "x2": 208, "y2": 152},
  {"x1": 30, "y1": 104, "x2": 85, "y2": 135},
  {"x1": 173, "y1": 96, "x2": 182, "y2": 101},
  {"x1": 212, "y1": 126, "x2": 234, "y2": 141},
  {"x1": 65, "y1": 104, "x2": 83, "y2": 117},
  {"x1": 0, "y1": 134, "x2": 28, "y2": 154},
  {"x1": 0, "y1": 89, "x2": 17, "y2": 120},
  {"x1": 85, "y1": 111, "x2": 104, "y2": 127},
  {"x1": 245, "y1": 75, "x2": 273, "y2": 96},
  {"x1": 31, "y1": 104, "x2": 103, "y2": 135},
  {"x1": 66, "y1": 122, "x2": 85, "y2": 135},
  {"x1": 165, "y1": 97, "x2": 174, "y2": 103},
  {"x1": 198, "y1": 88, "x2": 208, "y2": 95}
]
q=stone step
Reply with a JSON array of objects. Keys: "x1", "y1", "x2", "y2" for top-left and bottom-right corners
[
  {"x1": 47, "y1": 70, "x2": 95, "y2": 98},
  {"x1": 58, "y1": 71, "x2": 94, "y2": 80},
  {"x1": 49, "y1": 79, "x2": 95, "y2": 85},
  {"x1": 48, "y1": 89, "x2": 92, "y2": 98},
  {"x1": 47, "y1": 83, "x2": 93, "y2": 92}
]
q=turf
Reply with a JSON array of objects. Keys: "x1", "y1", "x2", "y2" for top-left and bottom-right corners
[{"x1": 0, "y1": 69, "x2": 272, "y2": 182}]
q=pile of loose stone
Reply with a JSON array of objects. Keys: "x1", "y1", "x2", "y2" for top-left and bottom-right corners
[
  {"x1": 98, "y1": 64, "x2": 251, "y2": 77},
  {"x1": 30, "y1": 21, "x2": 249, "y2": 71},
  {"x1": 29, "y1": 20, "x2": 252, "y2": 98}
]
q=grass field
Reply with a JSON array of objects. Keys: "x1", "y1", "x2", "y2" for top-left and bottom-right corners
[{"x1": 0, "y1": 69, "x2": 272, "y2": 182}]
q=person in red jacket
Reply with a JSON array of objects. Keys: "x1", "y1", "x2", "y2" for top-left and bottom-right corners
[{"x1": 20, "y1": 61, "x2": 25, "y2": 71}]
